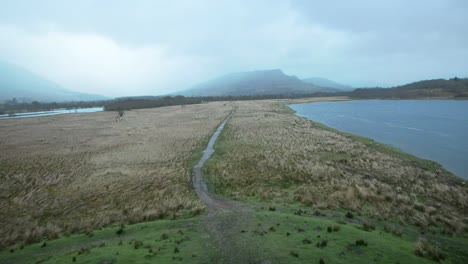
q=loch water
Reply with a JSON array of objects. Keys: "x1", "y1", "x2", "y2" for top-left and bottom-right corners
[{"x1": 290, "y1": 100, "x2": 468, "y2": 179}]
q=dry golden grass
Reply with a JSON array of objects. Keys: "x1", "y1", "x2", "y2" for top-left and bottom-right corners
[
  {"x1": 205, "y1": 100, "x2": 468, "y2": 233},
  {"x1": 0, "y1": 102, "x2": 232, "y2": 246}
]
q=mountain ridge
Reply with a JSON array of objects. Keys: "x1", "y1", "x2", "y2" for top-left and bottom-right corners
[
  {"x1": 303, "y1": 77, "x2": 353, "y2": 91},
  {"x1": 181, "y1": 69, "x2": 340, "y2": 97},
  {"x1": 0, "y1": 60, "x2": 108, "y2": 102}
]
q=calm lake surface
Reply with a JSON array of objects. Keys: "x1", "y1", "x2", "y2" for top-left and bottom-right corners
[
  {"x1": 0, "y1": 107, "x2": 104, "y2": 120},
  {"x1": 290, "y1": 100, "x2": 468, "y2": 179}
]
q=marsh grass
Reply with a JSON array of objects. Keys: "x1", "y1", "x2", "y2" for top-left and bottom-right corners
[
  {"x1": 0, "y1": 102, "x2": 232, "y2": 247},
  {"x1": 204, "y1": 100, "x2": 468, "y2": 234}
]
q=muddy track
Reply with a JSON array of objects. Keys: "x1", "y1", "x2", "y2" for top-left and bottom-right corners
[{"x1": 192, "y1": 113, "x2": 262, "y2": 263}]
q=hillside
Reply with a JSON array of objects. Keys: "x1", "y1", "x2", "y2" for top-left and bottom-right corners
[
  {"x1": 183, "y1": 69, "x2": 338, "y2": 96},
  {"x1": 351, "y1": 78, "x2": 468, "y2": 99},
  {"x1": 303, "y1": 77, "x2": 353, "y2": 91},
  {"x1": 0, "y1": 60, "x2": 108, "y2": 102}
]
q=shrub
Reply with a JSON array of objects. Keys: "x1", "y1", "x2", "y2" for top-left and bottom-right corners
[
  {"x1": 415, "y1": 240, "x2": 425, "y2": 257},
  {"x1": 268, "y1": 206, "x2": 276, "y2": 211},
  {"x1": 414, "y1": 203, "x2": 425, "y2": 212},
  {"x1": 415, "y1": 238, "x2": 446, "y2": 261},
  {"x1": 316, "y1": 240, "x2": 328, "y2": 248},
  {"x1": 363, "y1": 222, "x2": 376, "y2": 231},
  {"x1": 134, "y1": 240, "x2": 143, "y2": 249},
  {"x1": 302, "y1": 238, "x2": 312, "y2": 244},
  {"x1": 40, "y1": 242, "x2": 47, "y2": 248},
  {"x1": 290, "y1": 251, "x2": 299, "y2": 257},
  {"x1": 355, "y1": 239, "x2": 368, "y2": 246},
  {"x1": 116, "y1": 225, "x2": 125, "y2": 235},
  {"x1": 294, "y1": 209, "x2": 307, "y2": 215},
  {"x1": 336, "y1": 219, "x2": 347, "y2": 225},
  {"x1": 427, "y1": 246, "x2": 446, "y2": 261},
  {"x1": 345, "y1": 212, "x2": 354, "y2": 219},
  {"x1": 319, "y1": 256, "x2": 325, "y2": 264},
  {"x1": 174, "y1": 247, "x2": 180, "y2": 254},
  {"x1": 78, "y1": 246, "x2": 90, "y2": 255},
  {"x1": 384, "y1": 224, "x2": 403, "y2": 237}
]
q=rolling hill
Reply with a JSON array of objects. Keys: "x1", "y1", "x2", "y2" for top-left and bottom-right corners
[
  {"x1": 182, "y1": 69, "x2": 339, "y2": 96},
  {"x1": 302, "y1": 77, "x2": 353, "y2": 91},
  {"x1": 0, "y1": 60, "x2": 108, "y2": 102},
  {"x1": 350, "y1": 78, "x2": 468, "y2": 99}
]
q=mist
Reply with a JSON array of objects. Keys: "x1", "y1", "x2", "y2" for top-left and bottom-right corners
[{"x1": 1, "y1": 0, "x2": 467, "y2": 97}]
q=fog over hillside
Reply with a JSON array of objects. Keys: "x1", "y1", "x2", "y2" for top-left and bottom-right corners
[
  {"x1": 0, "y1": 0, "x2": 466, "y2": 97},
  {"x1": 0, "y1": 60, "x2": 108, "y2": 102},
  {"x1": 183, "y1": 69, "x2": 339, "y2": 96}
]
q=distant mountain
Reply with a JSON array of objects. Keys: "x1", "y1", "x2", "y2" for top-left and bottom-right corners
[
  {"x1": 302, "y1": 77, "x2": 353, "y2": 91},
  {"x1": 182, "y1": 69, "x2": 339, "y2": 97},
  {"x1": 0, "y1": 60, "x2": 108, "y2": 102},
  {"x1": 350, "y1": 78, "x2": 468, "y2": 99}
]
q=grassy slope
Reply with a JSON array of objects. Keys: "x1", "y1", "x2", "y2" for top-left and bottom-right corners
[
  {"x1": 247, "y1": 205, "x2": 462, "y2": 264},
  {"x1": 3, "y1": 204, "x2": 466, "y2": 264},
  {"x1": 0, "y1": 218, "x2": 217, "y2": 264}
]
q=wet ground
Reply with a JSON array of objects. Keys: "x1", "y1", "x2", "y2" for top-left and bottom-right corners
[{"x1": 192, "y1": 113, "x2": 262, "y2": 263}]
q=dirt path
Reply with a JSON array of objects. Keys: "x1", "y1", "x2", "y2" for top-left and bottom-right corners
[{"x1": 192, "y1": 114, "x2": 262, "y2": 263}]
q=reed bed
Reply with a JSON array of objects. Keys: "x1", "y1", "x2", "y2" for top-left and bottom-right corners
[
  {"x1": 0, "y1": 102, "x2": 232, "y2": 247},
  {"x1": 205, "y1": 100, "x2": 468, "y2": 233}
]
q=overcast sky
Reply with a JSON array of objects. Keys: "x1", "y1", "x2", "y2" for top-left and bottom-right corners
[{"x1": 1, "y1": 0, "x2": 467, "y2": 97}]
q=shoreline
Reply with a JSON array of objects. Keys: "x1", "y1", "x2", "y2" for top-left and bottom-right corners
[{"x1": 286, "y1": 100, "x2": 467, "y2": 181}]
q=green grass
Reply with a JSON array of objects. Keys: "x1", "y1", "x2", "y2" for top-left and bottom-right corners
[
  {"x1": 2, "y1": 203, "x2": 467, "y2": 263},
  {"x1": 0, "y1": 218, "x2": 218, "y2": 264},
  {"x1": 246, "y1": 203, "x2": 468, "y2": 264}
]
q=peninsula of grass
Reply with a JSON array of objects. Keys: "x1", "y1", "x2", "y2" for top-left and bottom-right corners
[{"x1": 1, "y1": 98, "x2": 467, "y2": 263}]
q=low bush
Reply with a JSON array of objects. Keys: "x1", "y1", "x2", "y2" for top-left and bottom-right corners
[
  {"x1": 363, "y1": 222, "x2": 376, "y2": 231},
  {"x1": 345, "y1": 212, "x2": 354, "y2": 219},
  {"x1": 316, "y1": 240, "x2": 328, "y2": 248},
  {"x1": 415, "y1": 238, "x2": 446, "y2": 262},
  {"x1": 355, "y1": 239, "x2": 368, "y2": 246}
]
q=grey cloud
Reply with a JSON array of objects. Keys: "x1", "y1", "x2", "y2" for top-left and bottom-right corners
[{"x1": 0, "y1": 0, "x2": 467, "y2": 96}]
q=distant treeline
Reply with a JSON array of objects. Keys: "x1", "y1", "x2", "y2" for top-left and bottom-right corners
[
  {"x1": 349, "y1": 77, "x2": 468, "y2": 99},
  {"x1": 2, "y1": 77, "x2": 466, "y2": 115},
  {"x1": 0, "y1": 93, "x2": 336, "y2": 114},
  {"x1": 103, "y1": 93, "x2": 338, "y2": 111},
  {"x1": 0, "y1": 98, "x2": 105, "y2": 115}
]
